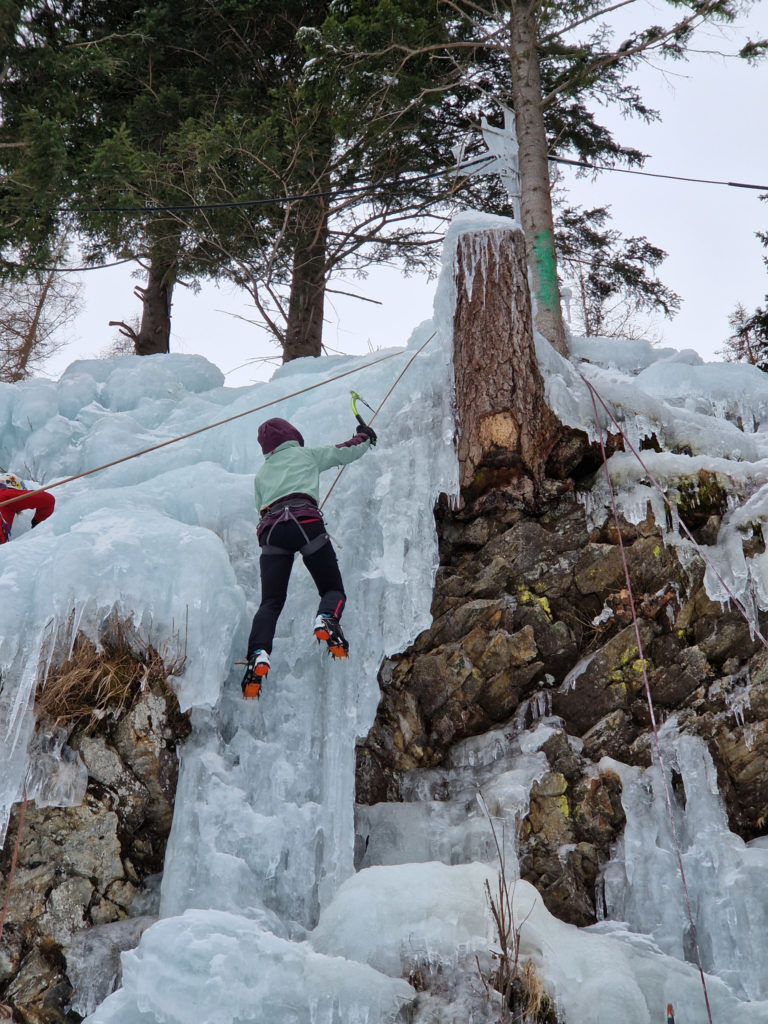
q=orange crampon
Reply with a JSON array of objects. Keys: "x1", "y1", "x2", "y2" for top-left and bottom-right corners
[
  {"x1": 241, "y1": 651, "x2": 270, "y2": 699},
  {"x1": 314, "y1": 615, "x2": 349, "y2": 659}
]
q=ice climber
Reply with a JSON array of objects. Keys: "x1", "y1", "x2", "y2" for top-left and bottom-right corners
[
  {"x1": 0, "y1": 473, "x2": 55, "y2": 544},
  {"x1": 241, "y1": 415, "x2": 377, "y2": 699}
]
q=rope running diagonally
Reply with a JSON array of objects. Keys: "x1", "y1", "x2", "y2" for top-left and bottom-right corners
[
  {"x1": 586, "y1": 381, "x2": 715, "y2": 1024},
  {"x1": 0, "y1": 345, "x2": 436, "y2": 916},
  {"x1": 320, "y1": 331, "x2": 438, "y2": 509},
  {"x1": 581, "y1": 372, "x2": 768, "y2": 654},
  {"x1": 0, "y1": 351, "x2": 405, "y2": 517}
]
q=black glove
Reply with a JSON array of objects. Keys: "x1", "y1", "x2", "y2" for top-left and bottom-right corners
[{"x1": 357, "y1": 423, "x2": 377, "y2": 445}]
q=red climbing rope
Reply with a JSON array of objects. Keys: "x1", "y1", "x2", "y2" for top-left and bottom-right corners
[{"x1": 587, "y1": 380, "x2": 714, "y2": 1024}]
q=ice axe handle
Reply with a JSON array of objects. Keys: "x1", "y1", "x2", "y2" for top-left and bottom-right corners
[{"x1": 350, "y1": 391, "x2": 377, "y2": 445}]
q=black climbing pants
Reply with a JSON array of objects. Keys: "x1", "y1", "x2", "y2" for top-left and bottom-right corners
[{"x1": 247, "y1": 518, "x2": 346, "y2": 657}]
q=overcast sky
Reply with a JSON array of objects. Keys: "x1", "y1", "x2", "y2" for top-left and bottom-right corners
[{"x1": 46, "y1": 2, "x2": 768, "y2": 387}]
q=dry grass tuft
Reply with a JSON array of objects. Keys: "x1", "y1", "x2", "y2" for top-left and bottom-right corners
[
  {"x1": 477, "y1": 793, "x2": 562, "y2": 1023},
  {"x1": 513, "y1": 961, "x2": 558, "y2": 1023},
  {"x1": 36, "y1": 616, "x2": 185, "y2": 730}
]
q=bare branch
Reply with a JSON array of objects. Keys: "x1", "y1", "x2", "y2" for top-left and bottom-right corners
[{"x1": 108, "y1": 320, "x2": 139, "y2": 343}]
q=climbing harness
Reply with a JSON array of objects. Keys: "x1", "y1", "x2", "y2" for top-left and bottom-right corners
[
  {"x1": 321, "y1": 331, "x2": 437, "y2": 508},
  {"x1": 0, "y1": 349, "x2": 407, "y2": 519},
  {"x1": 258, "y1": 499, "x2": 329, "y2": 558},
  {"x1": 587, "y1": 377, "x2": 715, "y2": 1024}
]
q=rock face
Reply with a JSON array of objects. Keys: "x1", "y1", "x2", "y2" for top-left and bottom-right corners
[
  {"x1": 0, "y1": 672, "x2": 189, "y2": 1023},
  {"x1": 356, "y1": 464, "x2": 768, "y2": 927}
]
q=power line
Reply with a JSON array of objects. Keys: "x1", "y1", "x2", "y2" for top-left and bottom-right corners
[
  {"x1": 551, "y1": 155, "x2": 768, "y2": 192},
  {"x1": 49, "y1": 160, "x2": 768, "y2": 220},
  {"x1": 9, "y1": 154, "x2": 767, "y2": 277},
  {"x1": 6, "y1": 167, "x2": 454, "y2": 219}
]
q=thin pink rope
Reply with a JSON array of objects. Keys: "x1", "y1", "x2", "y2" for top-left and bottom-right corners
[
  {"x1": 587, "y1": 381, "x2": 714, "y2": 1024},
  {"x1": 582, "y1": 373, "x2": 768, "y2": 653}
]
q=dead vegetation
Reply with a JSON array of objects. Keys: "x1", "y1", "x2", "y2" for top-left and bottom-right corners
[
  {"x1": 35, "y1": 612, "x2": 186, "y2": 730},
  {"x1": 478, "y1": 794, "x2": 562, "y2": 1024}
]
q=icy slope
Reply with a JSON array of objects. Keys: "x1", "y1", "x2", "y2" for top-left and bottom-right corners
[{"x1": 0, "y1": 307, "x2": 458, "y2": 1022}]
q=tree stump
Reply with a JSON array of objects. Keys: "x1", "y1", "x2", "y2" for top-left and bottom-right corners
[{"x1": 452, "y1": 225, "x2": 559, "y2": 501}]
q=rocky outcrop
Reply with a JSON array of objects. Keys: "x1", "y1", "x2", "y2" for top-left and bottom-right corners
[
  {"x1": 356, "y1": 461, "x2": 768, "y2": 926},
  {"x1": 0, "y1": 651, "x2": 189, "y2": 1023}
]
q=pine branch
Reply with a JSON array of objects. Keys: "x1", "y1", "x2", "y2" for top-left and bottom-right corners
[
  {"x1": 539, "y1": 0, "x2": 641, "y2": 45},
  {"x1": 540, "y1": 0, "x2": 732, "y2": 109}
]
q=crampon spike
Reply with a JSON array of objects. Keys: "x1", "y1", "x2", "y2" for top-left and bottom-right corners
[{"x1": 243, "y1": 680, "x2": 262, "y2": 700}]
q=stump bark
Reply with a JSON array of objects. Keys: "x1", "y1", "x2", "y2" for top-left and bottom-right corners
[{"x1": 452, "y1": 225, "x2": 559, "y2": 501}]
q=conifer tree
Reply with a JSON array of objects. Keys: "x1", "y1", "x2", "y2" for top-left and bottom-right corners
[
  {"x1": 0, "y1": 1, "x2": 500, "y2": 360},
  {"x1": 722, "y1": 209, "x2": 768, "y2": 370},
  {"x1": 0, "y1": 1, "x2": 339, "y2": 357},
  {"x1": 556, "y1": 205, "x2": 680, "y2": 339},
  {"x1": 721, "y1": 302, "x2": 768, "y2": 370},
  {"x1": 332, "y1": 0, "x2": 765, "y2": 354}
]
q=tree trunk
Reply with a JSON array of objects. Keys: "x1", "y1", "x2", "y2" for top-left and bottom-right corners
[
  {"x1": 508, "y1": 0, "x2": 568, "y2": 357},
  {"x1": 282, "y1": 193, "x2": 329, "y2": 362},
  {"x1": 12, "y1": 267, "x2": 55, "y2": 380},
  {"x1": 452, "y1": 225, "x2": 559, "y2": 502},
  {"x1": 134, "y1": 259, "x2": 174, "y2": 356}
]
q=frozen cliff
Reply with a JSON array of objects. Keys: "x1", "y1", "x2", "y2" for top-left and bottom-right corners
[{"x1": 3, "y1": 217, "x2": 768, "y2": 1022}]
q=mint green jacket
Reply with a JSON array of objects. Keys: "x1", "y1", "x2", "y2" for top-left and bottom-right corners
[{"x1": 253, "y1": 438, "x2": 371, "y2": 512}]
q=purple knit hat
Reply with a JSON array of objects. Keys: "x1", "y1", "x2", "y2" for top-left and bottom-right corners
[{"x1": 257, "y1": 417, "x2": 304, "y2": 454}]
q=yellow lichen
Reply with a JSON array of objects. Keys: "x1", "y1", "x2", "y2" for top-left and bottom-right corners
[{"x1": 516, "y1": 586, "x2": 552, "y2": 617}]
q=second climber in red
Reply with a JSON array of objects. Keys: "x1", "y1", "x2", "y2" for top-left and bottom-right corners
[{"x1": 0, "y1": 472, "x2": 55, "y2": 544}]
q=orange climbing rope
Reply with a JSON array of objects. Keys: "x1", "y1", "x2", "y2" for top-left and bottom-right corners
[{"x1": 0, "y1": 350, "x2": 404, "y2": 516}]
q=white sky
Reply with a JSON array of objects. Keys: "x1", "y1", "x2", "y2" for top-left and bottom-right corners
[{"x1": 45, "y1": 1, "x2": 768, "y2": 387}]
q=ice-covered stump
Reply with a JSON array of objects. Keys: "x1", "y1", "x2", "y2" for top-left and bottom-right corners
[{"x1": 451, "y1": 223, "x2": 559, "y2": 499}]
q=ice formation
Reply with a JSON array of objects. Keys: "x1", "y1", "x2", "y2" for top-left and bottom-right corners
[{"x1": 3, "y1": 216, "x2": 768, "y2": 1021}]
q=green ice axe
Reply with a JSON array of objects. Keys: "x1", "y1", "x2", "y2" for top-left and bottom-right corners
[{"x1": 350, "y1": 390, "x2": 377, "y2": 445}]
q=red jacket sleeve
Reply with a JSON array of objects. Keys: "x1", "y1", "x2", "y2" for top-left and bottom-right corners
[{"x1": 0, "y1": 488, "x2": 55, "y2": 525}]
